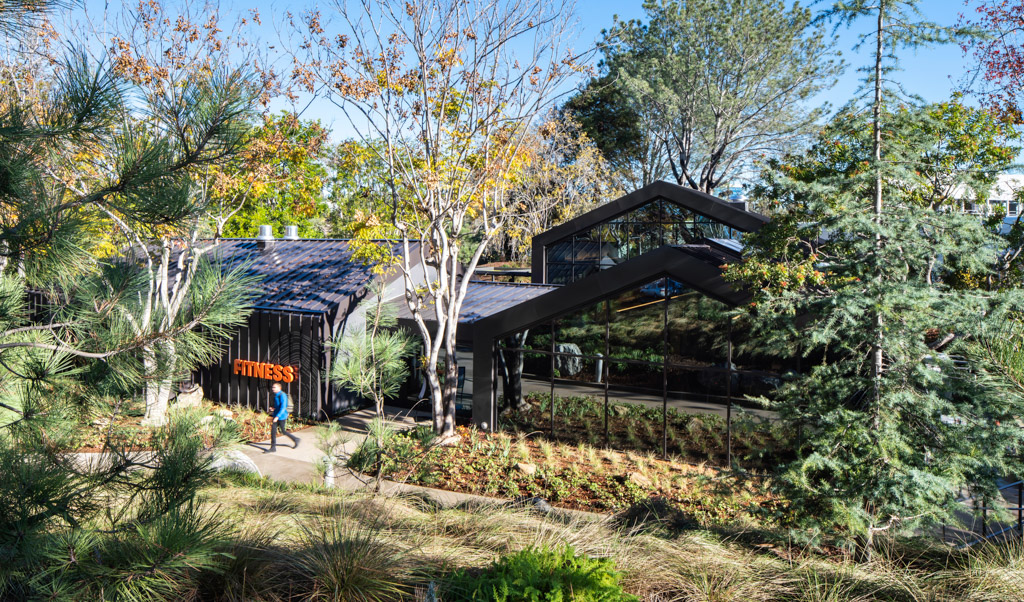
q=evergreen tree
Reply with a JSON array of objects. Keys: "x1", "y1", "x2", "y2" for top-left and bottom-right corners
[
  {"x1": 727, "y1": 4, "x2": 1022, "y2": 556},
  {"x1": 330, "y1": 280, "x2": 416, "y2": 490},
  {"x1": 0, "y1": 0, "x2": 261, "y2": 596},
  {"x1": 597, "y1": 0, "x2": 841, "y2": 193}
]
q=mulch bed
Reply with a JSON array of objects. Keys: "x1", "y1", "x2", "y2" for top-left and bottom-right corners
[
  {"x1": 73, "y1": 401, "x2": 315, "y2": 452},
  {"x1": 377, "y1": 425, "x2": 782, "y2": 522}
]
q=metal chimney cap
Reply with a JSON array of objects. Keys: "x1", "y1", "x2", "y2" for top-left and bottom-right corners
[
  {"x1": 256, "y1": 225, "x2": 274, "y2": 241},
  {"x1": 282, "y1": 225, "x2": 299, "y2": 240}
]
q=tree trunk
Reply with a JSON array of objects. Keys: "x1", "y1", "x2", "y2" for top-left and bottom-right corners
[
  {"x1": 142, "y1": 341, "x2": 176, "y2": 426},
  {"x1": 499, "y1": 332, "x2": 528, "y2": 413},
  {"x1": 438, "y1": 347, "x2": 459, "y2": 443},
  {"x1": 871, "y1": 1, "x2": 885, "y2": 418}
]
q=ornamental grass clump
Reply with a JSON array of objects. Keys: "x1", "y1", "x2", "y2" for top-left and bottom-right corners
[{"x1": 293, "y1": 514, "x2": 412, "y2": 602}]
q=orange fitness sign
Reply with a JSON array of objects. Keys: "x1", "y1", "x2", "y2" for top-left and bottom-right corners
[{"x1": 232, "y1": 359, "x2": 297, "y2": 383}]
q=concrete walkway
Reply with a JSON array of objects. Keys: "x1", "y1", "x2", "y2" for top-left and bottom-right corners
[{"x1": 239, "y1": 405, "x2": 424, "y2": 484}]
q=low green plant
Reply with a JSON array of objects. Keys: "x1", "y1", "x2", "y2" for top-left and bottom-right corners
[
  {"x1": 346, "y1": 418, "x2": 416, "y2": 478},
  {"x1": 444, "y1": 545, "x2": 638, "y2": 601}
]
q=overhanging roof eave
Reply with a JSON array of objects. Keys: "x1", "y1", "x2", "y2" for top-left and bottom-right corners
[{"x1": 481, "y1": 245, "x2": 750, "y2": 342}]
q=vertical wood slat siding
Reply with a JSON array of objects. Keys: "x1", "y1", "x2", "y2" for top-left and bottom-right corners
[
  {"x1": 301, "y1": 315, "x2": 312, "y2": 419},
  {"x1": 289, "y1": 313, "x2": 300, "y2": 416},
  {"x1": 258, "y1": 311, "x2": 271, "y2": 413},
  {"x1": 269, "y1": 311, "x2": 281, "y2": 414},
  {"x1": 247, "y1": 312, "x2": 258, "y2": 410},
  {"x1": 321, "y1": 316, "x2": 331, "y2": 419},
  {"x1": 195, "y1": 309, "x2": 325, "y2": 419},
  {"x1": 316, "y1": 318, "x2": 324, "y2": 418}
]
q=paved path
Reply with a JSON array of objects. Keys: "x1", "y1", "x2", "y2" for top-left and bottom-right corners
[{"x1": 239, "y1": 405, "x2": 423, "y2": 484}]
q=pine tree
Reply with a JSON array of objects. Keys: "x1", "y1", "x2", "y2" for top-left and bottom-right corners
[
  {"x1": 727, "y1": 3, "x2": 1024, "y2": 555},
  {"x1": 331, "y1": 280, "x2": 416, "y2": 490},
  {"x1": 0, "y1": 0, "x2": 261, "y2": 596}
]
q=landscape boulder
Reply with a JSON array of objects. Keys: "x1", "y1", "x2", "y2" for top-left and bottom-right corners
[
  {"x1": 514, "y1": 462, "x2": 537, "y2": 476},
  {"x1": 209, "y1": 449, "x2": 262, "y2": 478},
  {"x1": 509, "y1": 496, "x2": 554, "y2": 514},
  {"x1": 553, "y1": 343, "x2": 583, "y2": 376},
  {"x1": 626, "y1": 471, "x2": 653, "y2": 489},
  {"x1": 173, "y1": 384, "x2": 204, "y2": 409}
]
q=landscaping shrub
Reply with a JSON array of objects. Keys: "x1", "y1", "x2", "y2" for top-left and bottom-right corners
[
  {"x1": 346, "y1": 417, "x2": 418, "y2": 476},
  {"x1": 444, "y1": 545, "x2": 638, "y2": 601},
  {"x1": 293, "y1": 514, "x2": 411, "y2": 602}
]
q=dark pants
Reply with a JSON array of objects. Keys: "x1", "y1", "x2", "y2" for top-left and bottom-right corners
[{"x1": 270, "y1": 419, "x2": 298, "y2": 450}]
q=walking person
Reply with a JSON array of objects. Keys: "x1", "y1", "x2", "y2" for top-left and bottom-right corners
[{"x1": 267, "y1": 382, "x2": 300, "y2": 452}]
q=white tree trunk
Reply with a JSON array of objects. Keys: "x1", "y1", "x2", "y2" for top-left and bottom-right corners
[{"x1": 142, "y1": 341, "x2": 176, "y2": 425}]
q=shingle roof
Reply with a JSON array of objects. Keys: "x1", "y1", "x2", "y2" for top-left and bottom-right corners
[{"x1": 208, "y1": 239, "x2": 415, "y2": 315}]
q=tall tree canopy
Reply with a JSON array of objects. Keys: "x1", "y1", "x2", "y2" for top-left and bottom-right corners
[
  {"x1": 204, "y1": 112, "x2": 332, "y2": 240},
  {"x1": 727, "y1": 2, "x2": 1021, "y2": 556},
  {"x1": 961, "y1": 0, "x2": 1024, "y2": 121},
  {"x1": 290, "y1": 0, "x2": 586, "y2": 442},
  {"x1": 586, "y1": 0, "x2": 840, "y2": 194}
]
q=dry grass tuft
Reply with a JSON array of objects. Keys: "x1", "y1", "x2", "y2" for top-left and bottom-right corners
[{"x1": 199, "y1": 480, "x2": 1024, "y2": 602}]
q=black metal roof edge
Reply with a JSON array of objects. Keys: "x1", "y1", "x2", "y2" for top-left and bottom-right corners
[
  {"x1": 530, "y1": 181, "x2": 768, "y2": 282},
  {"x1": 465, "y1": 280, "x2": 561, "y2": 288},
  {"x1": 479, "y1": 244, "x2": 751, "y2": 343}
]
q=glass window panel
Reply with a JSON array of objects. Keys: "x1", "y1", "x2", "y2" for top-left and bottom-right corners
[
  {"x1": 666, "y1": 281, "x2": 727, "y2": 366},
  {"x1": 555, "y1": 300, "x2": 605, "y2": 357},
  {"x1": 546, "y1": 263, "x2": 572, "y2": 284},
  {"x1": 733, "y1": 370, "x2": 782, "y2": 399},
  {"x1": 605, "y1": 360, "x2": 663, "y2": 391},
  {"x1": 573, "y1": 263, "x2": 599, "y2": 281},
  {"x1": 667, "y1": 364, "x2": 730, "y2": 402},
  {"x1": 631, "y1": 198, "x2": 664, "y2": 226},
  {"x1": 604, "y1": 219, "x2": 628, "y2": 262},
  {"x1": 520, "y1": 350, "x2": 551, "y2": 379},
  {"x1": 608, "y1": 278, "x2": 667, "y2": 362},
  {"x1": 553, "y1": 355, "x2": 604, "y2": 386},
  {"x1": 498, "y1": 322, "x2": 551, "y2": 352},
  {"x1": 573, "y1": 231, "x2": 602, "y2": 263},
  {"x1": 547, "y1": 239, "x2": 573, "y2": 262}
]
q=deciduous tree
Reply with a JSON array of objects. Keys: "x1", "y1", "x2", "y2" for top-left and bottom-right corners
[
  {"x1": 961, "y1": 0, "x2": 1024, "y2": 121},
  {"x1": 601, "y1": 0, "x2": 841, "y2": 194},
  {"x1": 289, "y1": 0, "x2": 587, "y2": 442}
]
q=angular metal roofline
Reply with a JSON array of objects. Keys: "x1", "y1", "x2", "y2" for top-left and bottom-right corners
[
  {"x1": 472, "y1": 244, "x2": 751, "y2": 430},
  {"x1": 530, "y1": 180, "x2": 769, "y2": 283}
]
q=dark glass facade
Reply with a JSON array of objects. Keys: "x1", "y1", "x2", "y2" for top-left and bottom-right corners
[
  {"x1": 497, "y1": 276, "x2": 792, "y2": 410},
  {"x1": 544, "y1": 197, "x2": 742, "y2": 284}
]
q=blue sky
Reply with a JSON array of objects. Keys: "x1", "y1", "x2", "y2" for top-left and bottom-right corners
[
  {"x1": 267, "y1": 0, "x2": 973, "y2": 138},
  {"x1": 72, "y1": 0, "x2": 976, "y2": 138}
]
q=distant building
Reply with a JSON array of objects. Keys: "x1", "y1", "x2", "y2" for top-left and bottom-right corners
[{"x1": 963, "y1": 174, "x2": 1024, "y2": 219}]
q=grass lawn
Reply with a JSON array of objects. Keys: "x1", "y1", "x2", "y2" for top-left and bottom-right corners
[{"x1": 196, "y1": 473, "x2": 1024, "y2": 601}]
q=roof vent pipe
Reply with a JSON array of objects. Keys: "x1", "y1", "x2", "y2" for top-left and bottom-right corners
[
  {"x1": 282, "y1": 225, "x2": 299, "y2": 240},
  {"x1": 256, "y1": 225, "x2": 274, "y2": 240}
]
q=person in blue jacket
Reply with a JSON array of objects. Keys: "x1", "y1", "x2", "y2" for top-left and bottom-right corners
[{"x1": 268, "y1": 382, "x2": 300, "y2": 452}]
